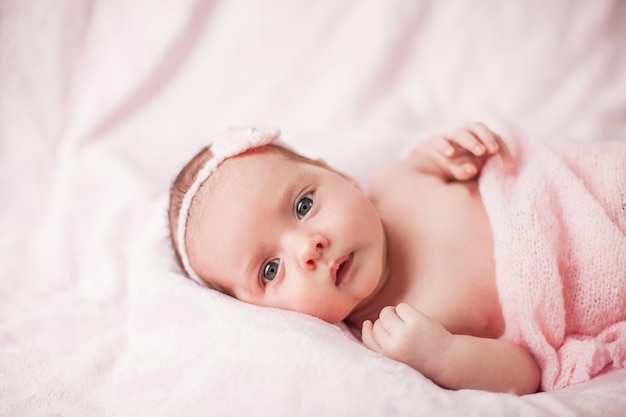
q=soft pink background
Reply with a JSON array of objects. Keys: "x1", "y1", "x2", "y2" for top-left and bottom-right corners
[{"x1": 1, "y1": 1, "x2": 625, "y2": 416}]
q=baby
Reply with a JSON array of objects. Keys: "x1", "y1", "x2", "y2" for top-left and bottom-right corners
[{"x1": 168, "y1": 124, "x2": 626, "y2": 395}]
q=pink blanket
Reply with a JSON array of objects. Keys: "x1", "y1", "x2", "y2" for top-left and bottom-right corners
[{"x1": 480, "y1": 132, "x2": 626, "y2": 390}]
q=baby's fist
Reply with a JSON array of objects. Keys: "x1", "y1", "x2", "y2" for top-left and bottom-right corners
[{"x1": 361, "y1": 303, "x2": 453, "y2": 376}]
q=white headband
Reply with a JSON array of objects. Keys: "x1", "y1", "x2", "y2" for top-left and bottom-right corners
[{"x1": 176, "y1": 126, "x2": 283, "y2": 285}]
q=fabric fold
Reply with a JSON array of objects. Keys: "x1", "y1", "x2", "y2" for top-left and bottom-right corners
[{"x1": 479, "y1": 132, "x2": 626, "y2": 390}]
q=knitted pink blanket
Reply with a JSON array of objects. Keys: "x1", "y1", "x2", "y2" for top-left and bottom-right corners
[{"x1": 479, "y1": 134, "x2": 626, "y2": 391}]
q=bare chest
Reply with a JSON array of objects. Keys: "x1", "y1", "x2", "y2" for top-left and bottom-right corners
[{"x1": 368, "y1": 164, "x2": 504, "y2": 337}]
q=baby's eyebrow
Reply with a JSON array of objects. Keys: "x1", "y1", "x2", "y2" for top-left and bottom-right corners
[{"x1": 277, "y1": 171, "x2": 307, "y2": 209}]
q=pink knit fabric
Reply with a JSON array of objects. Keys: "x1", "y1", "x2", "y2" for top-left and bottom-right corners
[{"x1": 479, "y1": 134, "x2": 626, "y2": 390}]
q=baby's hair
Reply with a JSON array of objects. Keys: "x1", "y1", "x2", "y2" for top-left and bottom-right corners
[
  {"x1": 168, "y1": 143, "x2": 323, "y2": 292},
  {"x1": 168, "y1": 145, "x2": 213, "y2": 275}
]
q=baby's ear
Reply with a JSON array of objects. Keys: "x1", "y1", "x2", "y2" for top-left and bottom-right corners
[{"x1": 316, "y1": 158, "x2": 361, "y2": 190}]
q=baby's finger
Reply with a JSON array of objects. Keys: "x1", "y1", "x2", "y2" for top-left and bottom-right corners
[
  {"x1": 378, "y1": 305, "x2": 404, "y2": 333},
  {"x1": 371, "y1": 319, "x2": 391, "y2": 345},
  {"x1": 433, "y1": 136, "x2": 455, "y2": 158},
  {"x1": 466, "y1": 122, "x2": 515, "y2": 169},
  {"x1": 361, "y1": 320, "x2": 381, "y2": 352},
  {"x1": 394, "y1": 303, "x2": 421, "y2": 323},
  {"x1": 447, "y1": 129, "x2": 486, "y2": 156},
  {"x1": 447, "y1": 158, "x2": 479, "y2": 180},
  {"x1": 495, "y1": 135, "x2": 515, "y2": 170},
  {"x1": 466, "y1": 122, "x2": 499, "y2": 154}
]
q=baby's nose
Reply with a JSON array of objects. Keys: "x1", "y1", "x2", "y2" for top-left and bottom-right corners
[{"x1": 292, "y1": 232, "x2": 328, "y2": 270}]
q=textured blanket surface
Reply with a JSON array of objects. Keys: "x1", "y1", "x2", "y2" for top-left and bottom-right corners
[
  {"x1": 480, "y1": 134, "x2": 626, "y2": 390},
  {"x1": 3, "y1": 1, "x2": 626, "y2": 416}
]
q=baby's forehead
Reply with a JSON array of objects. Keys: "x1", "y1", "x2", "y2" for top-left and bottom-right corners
[
  {"x1": 192, "y1": 147, "x2": 301, "y2": 211},
  {"x1": 210, "y1": 145, "x2": 294, "y2": 181},
  {"x1": 187, "y1": 147, "x2": 305, "y2": 264}
]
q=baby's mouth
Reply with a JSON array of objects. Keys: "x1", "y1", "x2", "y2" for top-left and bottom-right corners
[{"x1": 335, "y1": 253, "x2": 354, "y2": 286}]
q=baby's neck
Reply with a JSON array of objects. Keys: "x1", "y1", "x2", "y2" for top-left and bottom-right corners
[{"x1": 345, "y1": 229, "x2": 402, "y2": 329}]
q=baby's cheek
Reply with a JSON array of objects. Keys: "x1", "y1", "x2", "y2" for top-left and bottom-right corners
[{"x1": 292, "y1": 292, "x2": 348, "y2": 323}]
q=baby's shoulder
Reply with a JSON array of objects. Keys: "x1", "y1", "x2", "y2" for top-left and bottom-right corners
[
  {"x1": 370, "y1": 158, "x2": 442, "y2": 192},
  {"x1": 367, "y1": 159, "x2": 447, "y2": 211}
]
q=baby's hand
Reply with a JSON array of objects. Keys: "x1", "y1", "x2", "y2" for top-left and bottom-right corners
[
  {"x1": 418, "y1": 123, "x2": 513, "y2": 181},
  {"x1": 361, "y1": 303, "x2": 454, "y2": 379}
]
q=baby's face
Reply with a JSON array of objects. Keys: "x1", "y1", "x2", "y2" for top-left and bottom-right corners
[{"x1": 186, "y1": 147, "x2": 386, "y2": 323}]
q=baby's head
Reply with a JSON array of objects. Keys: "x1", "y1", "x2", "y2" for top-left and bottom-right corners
[{"x1": 168, "y1": 127, "x2": 386, "y2": 323}]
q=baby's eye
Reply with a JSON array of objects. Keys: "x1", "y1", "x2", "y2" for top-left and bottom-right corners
[
  {"x1": 261, "y1": 259, "x2": 280, "y2": 284},
  {"x1": 296, "y1": 192, "x2": 314, "y2": 219}
]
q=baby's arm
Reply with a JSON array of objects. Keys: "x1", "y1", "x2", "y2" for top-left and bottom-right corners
[
  {"x1": 362, "y1": 303, "x2": 540, "y2": 395},
  {"x1": 407, "y1": 123, "x2": 514, "y2": 181}
]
